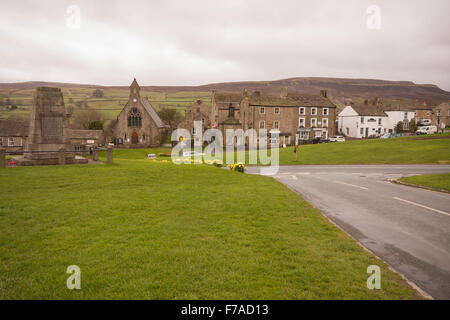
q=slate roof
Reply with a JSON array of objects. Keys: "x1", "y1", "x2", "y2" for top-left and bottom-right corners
[
  {"x1": 350, "y1": 104, "x2": 387, "y2": 116},
  {"x1": 0, "y1": 119, "x2": 30, "y2": 137},
  {"x1": 248, "y1": 94, "x2": 335, "y2": 107},
  {"x1": 140, "y1": 98, "x2": 165, "y2": 128},
  {"x1": 214, "y1": 93, "x2": 243, "y2": 104}
]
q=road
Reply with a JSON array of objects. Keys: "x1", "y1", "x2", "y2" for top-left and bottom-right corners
[{"x1": 246, "y1": 165, "x2": 450, "y2": 299}]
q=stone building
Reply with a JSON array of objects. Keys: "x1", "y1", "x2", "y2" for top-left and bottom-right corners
[
  {"x1": 0, "y1": 119, "x2": 29, "y2": 152},
  {"x1": 182, "y1": 99, "x2": 211, "y2": 136},
  {"x1": 70, "y1": 129, "x2": 105, "y2": 151},
  {"x1": 112, "y1": 79, "x2": 166, "y2": 147},
  {"x1": 187, "y1": 88, "x2": 336, "y2": 145},
  {"x1": 432, "y1": 102, "x2": 449, "y2": 130}
]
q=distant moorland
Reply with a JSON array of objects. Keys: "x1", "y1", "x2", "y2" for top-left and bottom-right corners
[{"x1": 0, "y1": 77, "x2": 449, "y2": 122}]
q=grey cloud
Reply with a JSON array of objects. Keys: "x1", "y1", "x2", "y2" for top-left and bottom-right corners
[{"x1": 0, "y1": 0, "x2": 448, "y2": 89}]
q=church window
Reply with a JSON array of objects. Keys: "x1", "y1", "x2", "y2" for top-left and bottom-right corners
[{"x1": 127, "y1": 107, "x2": 142, "y2": 128}]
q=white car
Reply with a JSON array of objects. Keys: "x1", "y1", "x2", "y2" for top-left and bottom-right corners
[
  {"x1": 416, "y1": 126, "x2": 437, "y2": 135},
  {"x1": 329, "y1": 136, "x2": 346, "y2": 142},
  {"x1": 418, "y1": 119, "x2": 432, "y2": 126},
  {"x1": 182, "y1": 151, "x2": 205, "y2": 157}
]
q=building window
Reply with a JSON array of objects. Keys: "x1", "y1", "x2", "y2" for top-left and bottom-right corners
[
  {"x1": 127, "y1": 107, "x2": 142, "y2": 128},
  {"x1": 311, "y1": 118, "x2": 317, "y2": 127},
  {"x1": 361, "y1": 117, "x2": 364, "y2": 123},
  {"x1": 260, "y1": 107, "x2": 265, "y2": 114},
  {"x1": 298, "y1": 118, "x2": 305, "y2": 127},
  {"x1": 322, "y1": 118, "x2": 328, "y2": 128},
  {"x1": 378, "y1": 118, "x2": 382, "y2": 125},
  {"x1": 299, "y1": 131, "x2": 309, "y2": 140},
  {"x1": 0, "y1": 138, "x2": 2, "y2": 146},
  {"x1": 360, "y1": 128, "x2": 364, "y2": 135},
  {"x1": 74, "y1": 145, "x2": 82, "y2": 151},
  {"x1": 311, "y1": 108, "x2": 317, "y2": 115},
  {"x1": 437, "y1": 110, "x2": 441, "y2": 116},
  {"x1": 8, "y1": 138, "x2": 14, "y2": 147},
  {"x1": 274, "y1": 107, "x2": 280, "y2": 114},
  {"x1": 259, "y1": 121, "x2": 265, "y2": 129},
  {"x1": 404, "y1": 112, "x2": 408, "y2": 119},
  {"x1": 299, "y1": 107, "x2": 305, "y2": 115},
  {"x1": 274, "y1": 121, "x2": 279, "y2": 129},
  {"x1": 192, "y1": 127, "x2": 197, "y2": 135},
  {"x1": 323, "y1": 108, "x2": 329, "y2": 115}
]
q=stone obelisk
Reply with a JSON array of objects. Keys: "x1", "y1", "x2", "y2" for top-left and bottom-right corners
[{"x1": 16, "y1": 87, "x2": 84, "y2": 165}]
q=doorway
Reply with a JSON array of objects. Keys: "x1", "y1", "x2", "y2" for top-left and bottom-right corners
[{"x1": 131, "y1": 132, "x2": 138, "y2": 144}]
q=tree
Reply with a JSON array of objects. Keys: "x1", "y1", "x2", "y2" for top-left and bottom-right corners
[
  {"x1": 93, "y1": 89, "x2": 104, "y2": 98},
  {"x1": 88, "y1": 120, "x2": 103, "y2": 130},
  {"x1": 395, "y1": 121, "x2": 404, "y2": 133},
  {"x1": 409, "y1": 119, "x2": 417, "y2": 133},
  {"x1": 70, "y1": 106, "x2": 104, "y2": 130},
  {"x1": 157, "y1": 107, "x2": 182, "y2": 128}
]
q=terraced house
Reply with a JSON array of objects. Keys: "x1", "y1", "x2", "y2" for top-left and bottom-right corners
[{"x1": 182, "y1": 88, "x2": 336, "y2": 146}]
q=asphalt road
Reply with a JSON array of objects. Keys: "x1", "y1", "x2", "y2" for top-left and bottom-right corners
[{"x1": 246, "y1": 165, "x2": 450, "y2": 299}]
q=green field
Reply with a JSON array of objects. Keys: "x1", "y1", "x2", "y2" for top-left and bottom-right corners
[
  {"x1": 0, "y1": 150, "x2": 421, "y2": 299},
  {"x1": 220, "y1": 135, "x2": 450, "y2": 166},
  {"x1": 0, "y1": 87, "x2": 211, "y2": 121},
  {"x1": 399, "y1": 173, "x2": 450, "y2": 192}
]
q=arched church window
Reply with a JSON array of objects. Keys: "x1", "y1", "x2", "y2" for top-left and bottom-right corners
[{"x1": 127, "y1": 107, "x2": 142, "y2": 128}]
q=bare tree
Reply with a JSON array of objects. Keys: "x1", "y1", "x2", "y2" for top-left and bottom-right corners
[
  {"x1": 157, "y1": 107, "x2": 182, "y2": 129},
  {"x1": 70, "y1": 106, "x2": 104, "y2": 129}
]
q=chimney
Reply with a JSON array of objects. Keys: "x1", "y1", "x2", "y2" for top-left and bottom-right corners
[
  {"x1": 280, "y1": 87, "x2": 288, "y2": 98},
  {"x1": 320, "y1": 90, "x2": 328, "y2": 98},
  {"x1": 253, "y1": 91, "x2": 261, "y2": 97},
  {"x1": 242, "y1": 89, "x2": 248, "y2": 97}
]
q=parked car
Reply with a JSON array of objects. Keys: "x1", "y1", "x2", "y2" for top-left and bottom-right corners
[
  {"x1": 417, "y1": 119, "x2": 432, "y2": 126},
  {"x1": 416, "y1": 126, "x2": 437, "y2": 135},
  {"x1": 329, "y1": 136, "x2": 346, "y2": 142},
  {"x1": 380, "y1": 132, "x2": 394, "y2": 139}
]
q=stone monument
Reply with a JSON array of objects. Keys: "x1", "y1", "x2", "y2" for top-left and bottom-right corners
[{"x1": 15, "y1": 87, "x2": 88, "y2": 166}]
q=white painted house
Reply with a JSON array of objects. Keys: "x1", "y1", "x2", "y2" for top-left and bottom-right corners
[
  {"x1": 338, "y1": 103, "x2": 416, "y2": 138},
  {"x1": 338, "y1": 104, "x2": 388, "y2": 138}
]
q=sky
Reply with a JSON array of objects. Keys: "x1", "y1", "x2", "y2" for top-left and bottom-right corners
[{"x1": 0, "y1": 0, "x2": 449, "y2": 90}]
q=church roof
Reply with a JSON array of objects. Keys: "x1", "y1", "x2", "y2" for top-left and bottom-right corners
[{"x1": 140, "y1": 98, "x2": 165, "y2": 128}]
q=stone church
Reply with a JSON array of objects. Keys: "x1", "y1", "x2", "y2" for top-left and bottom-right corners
[{"x1": 113, "y1": 79, "x2": 166, "y2": 147}]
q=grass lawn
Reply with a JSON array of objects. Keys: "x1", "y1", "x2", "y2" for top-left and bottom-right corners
[
  {"x1": 399, "y1": 173, "x2": 450, "y2": 192},
  {"x1": 222, "y1": 134, "x2": 450, "y2": 165},
  {"x1": 0, "y1": 150, "x2": 421, "y2": 299}
]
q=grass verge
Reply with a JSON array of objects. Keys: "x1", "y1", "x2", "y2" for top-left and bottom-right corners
[{"x1": 399, "y1": 173, "x2": 450, "y2": 192}]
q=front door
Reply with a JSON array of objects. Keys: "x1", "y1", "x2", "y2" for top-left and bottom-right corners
[
  {"x1": 131, "y1": 132, "x2": 138, "y2": 144},
  {"x1": 365, "y1": 128, "x2": 369, "y2": 137}
]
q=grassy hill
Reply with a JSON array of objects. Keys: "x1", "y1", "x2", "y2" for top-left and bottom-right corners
[{"x1": 0, "y1": 77, "x2": 448, "y2": 122}]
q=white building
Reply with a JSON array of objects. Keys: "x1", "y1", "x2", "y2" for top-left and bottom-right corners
[{"x1": 338, "y1": 103, "x2": 416, "y2": 138}]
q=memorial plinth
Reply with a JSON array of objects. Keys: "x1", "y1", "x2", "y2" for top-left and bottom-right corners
[{"x1": 14, "y1": 87, "x2": 88, "y2": 166}]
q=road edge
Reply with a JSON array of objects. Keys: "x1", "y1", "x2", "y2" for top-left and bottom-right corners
[
  {"x1": 388, "y1": 178, "x2": 450, "y2": 194},
  {"x1": 280, "y1": 181, "x2": 434, "y2": 300}
]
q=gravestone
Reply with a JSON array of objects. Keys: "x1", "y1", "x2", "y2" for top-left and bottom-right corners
[{"x1": 15, "y1": 87, "x2": 87, "y2": 165}]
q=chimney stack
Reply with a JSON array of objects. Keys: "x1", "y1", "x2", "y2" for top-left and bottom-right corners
[
  {"x1": 320, "y1": 90, "x2": 328, "y2": 98},
  {"x1": 280, "y1": 87, "x2": 288, "y2": 98}
]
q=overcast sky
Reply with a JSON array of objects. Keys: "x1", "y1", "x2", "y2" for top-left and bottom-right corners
[{"x1": 0, "y1": 0, "x2": 449, "y2": 90}]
